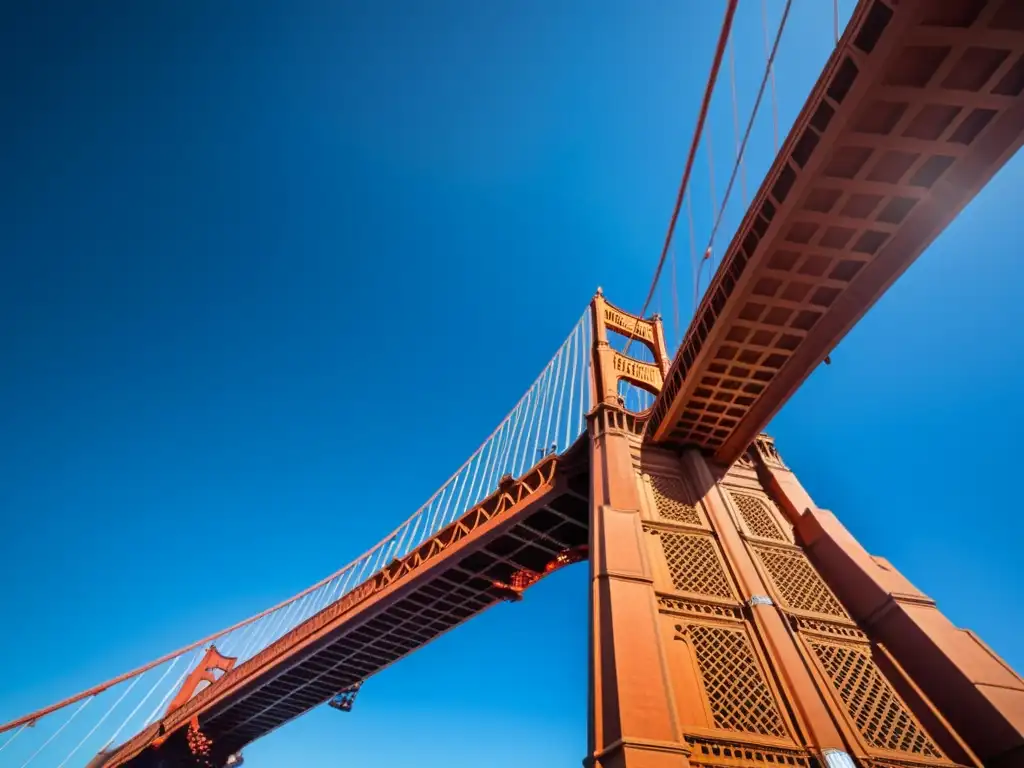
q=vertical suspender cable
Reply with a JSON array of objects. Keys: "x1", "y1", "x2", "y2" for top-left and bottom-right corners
[
  {"x1": 287, "y1": 595, "x2": 310, "y2": 631},
  {"x1": 463, "y1": 449, "x2": 486, "y2": 520},
  {"x1": 531, "y1": 360, "x2": 554, "y2": 461},
  {"x1": 293, "y1": 592, "x2": 315, "y2": 627},
  {"x1": 0, "y1": 725, "x2": 26, "y2": 754},
  {"x1": 353, "y1": 549, "x2": 375, "y2": 584},
  {"x1": 728, "y1": 33, "x2": 746, "y2": 208},
  {"x1": 321, "y1": 570, "x2": 355, "y2": 621},
  {"x1": 263, "y1": 599, "x2": 298, "y2": 647},
  {"x1": 670, "y1": 241, "x2": 680, "y2": 347},
  {"x1": 336, "y1": 565, "x2": 358, "y2": 600},
  {"x1": 303, "y1": 588, "x2": 325, "y2": 624},
  {"x1": 424, "y1": 494, "x2": 446, "y2": 542},
  {"x1": 702, "y1": 0, "x2": 793, "y2": 270},
  {"x1": 470, "y1": 433, "x2": 497, "y2": 508},
  {"x1": 436, "y1": 479, "x2": 459, "y2": 535},
  {"x1": 20, "y1": 697, "x2": 93, "y2": 767},
  {"x1": 513, "y1": 387, "x2": 535, "y2": 477},
  {"x1": 143, "y1": 649, "x2": 204, "y2": 728},
  {"x1": 219, "y1": 619, "x2": 249, "y2": 659},
  {"x1": 552, "y1": 327, "x2": 572, "y2": 452},
  {"x1": 580, "y1": 317, "x2": 589, "y2": 423},
  {"x1": 492, "y1": 415, "x2": 515, "y2": 489},
  {"x1": 705, "y1": 130, "x2": 717, "y2": 267},
  {"x1": 510, "y1": 389, "x2": 533, "y2": 477},
  {"x1": 272, "y1": 596, "x2": 302, "y2": 642},
  {"x1": 470, "y1": 433, "x2": 493, "y2": 506},
  {"x1": 237, "y1": 615, "x2": 268, "y2": 661},
  {"x1": 480, "y1": 422, "x2": 506, "y2": 500},
  {"x1": 496, "y1": 401, "x2": 520, "y2": 484},
  {"x1": 564, "y1": 320, "x2": 579, "y2": 448},
  {"x1": 686, "y1": 192, "x2": 701, "y2": 314},
  {"x1": 57, "y1": 675, "x2": 142, "y2": 767},
  {"x1": 584, "y1": 316, "x2": 593, "y2": 413},
  {"x1": 518, "y1": 365, "x2": 546, "y2": 473},
  {"x1": 537, "y1": 349, "x2": 558, "y2": 459},
  {"x1": 544, "y1": 343, "x2": 567, "y2": 453},
  {"x1": 622, "y1": 0, "x2": 738, "y2": 359},
  {"x1": 106, "y1": 658, "x2": 180, "y2": 749},
  {"x1": 1, "y1": 311, "x2": 592, "y2": 746},
  {"x1": 263, "y1": 599, "x2": 293, "y2": 646},
  {"x1": 449, "y1": 462, "x2": 473, "y2": 528}
]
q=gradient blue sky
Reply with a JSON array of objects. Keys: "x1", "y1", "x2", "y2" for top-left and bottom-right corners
[{"x1": 2, "y1": 2, "x2": 1022, "y2": 766}]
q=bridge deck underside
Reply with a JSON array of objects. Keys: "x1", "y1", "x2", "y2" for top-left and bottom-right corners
[
  {"x1": 207, "y1": 489, "x2": 588, "y2": 755},
  {"x1": 647, "y1": 0, "x2": 1024, "y2": 462},
  {"x1": 112, "y1": 450, "x2": 590, "y2": 767}
]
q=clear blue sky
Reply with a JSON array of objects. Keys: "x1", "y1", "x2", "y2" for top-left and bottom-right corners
[{"x1": 2, "y1": 2, "x2": 1022, "y2": 766}]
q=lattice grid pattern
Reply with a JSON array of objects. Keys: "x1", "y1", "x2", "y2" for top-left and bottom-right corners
[
  {"x1": 687, "y1": 624, "x2": 787, "y2": 737},
  {"x1": 753, "y1": 545, "x2": 848, "y2": 618},
  {"x1": 810, "y1": 640, "x2": 943, "y2": 758},
  {"x1": 650, "y1": 474, "x2": 702, "y2": 525},
  {"x1": 658, "y1": 531, "x2": 735, "y2": 599},
  {"x1": 731, "y1": 493, "x2": 787, "y2": 541}
]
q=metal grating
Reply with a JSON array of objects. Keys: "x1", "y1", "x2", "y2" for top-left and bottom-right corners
[
  {"x1": 811, "y1": 640, "x2": 944, "y2": 757},
  {"x1": 658, "y1": 531, "x2": 735, "y2": 599},
  {"x1": 650, "y1": 474, "x2": 702, "y2": 525},
  {"x1": 731, "y1": 493, "x2": 787, "y2": 541},
  {"x1": 753, "y1": 544, "x2": 849, "y2": 618},
  {"x1": 688, "y1": 624, "x2": 788, "y2": 737}
]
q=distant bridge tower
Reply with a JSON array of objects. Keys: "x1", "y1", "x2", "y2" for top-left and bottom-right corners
[{"x1": 584, "y1": 290, "x2": 1022, "y2": 768}]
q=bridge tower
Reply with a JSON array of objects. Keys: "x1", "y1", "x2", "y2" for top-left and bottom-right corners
[{"x1": 585, "y1": 291, "x2": 1023, "y2": 768}]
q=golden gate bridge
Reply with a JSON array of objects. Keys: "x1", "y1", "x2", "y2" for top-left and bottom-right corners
[{"x1": 3, "y1": 1, "x2": 1024, "y2": 766}]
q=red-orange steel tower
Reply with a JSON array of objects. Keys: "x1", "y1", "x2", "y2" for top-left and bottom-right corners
[{"x1": 585, "y1": 291, "x2": 1023, "y2": 768}]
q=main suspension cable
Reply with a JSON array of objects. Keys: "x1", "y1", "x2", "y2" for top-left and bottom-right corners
[
  {"x1": 622, "y1": 0, "x2": 738, "y2": 359},
  {"x1": 762, "y1": 0, "x2": 779, "y2": 153},
  {"x1": 670, "y1": 239, "x2": 680, "y2": 345},
  {"x1": 728, "y1": 33, "x2": 747, "y2": 209},
  {"x1": 1, "y1": 308, "x2": 592, "y2": 738},
  {"x1": 697, "y1": 0, "x2": 793, "y2": 303},
  {"x1": 686, "y1": 190, "x2": 700, "y2": 317}
]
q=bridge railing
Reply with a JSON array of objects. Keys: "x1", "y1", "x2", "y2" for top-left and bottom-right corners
[{"x1": 0, "y1": 307, "x2": 594, "y2": 767}]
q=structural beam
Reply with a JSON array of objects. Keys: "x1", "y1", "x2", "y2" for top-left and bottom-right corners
[{"x1": 647, "y1": 0, "x2": 1024, "y2": 463}]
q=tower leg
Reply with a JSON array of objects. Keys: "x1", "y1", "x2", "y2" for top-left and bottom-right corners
[
  {"x1": 755, "y1": 435, "x2": 1024, "y2": 766},
  {"x1": 680, "y1": 449, "x2": 851, "y2": 759},
  {"x1": 586, "y1": 405, "x2": 690, "y2": 768},
  {"x1": 582, "y1": 293, "x2": 858, "y2": 766}
]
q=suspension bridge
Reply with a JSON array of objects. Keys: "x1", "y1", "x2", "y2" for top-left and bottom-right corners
[{"x1": 4, "y1": 1, "x2": 1024, "y2": 766}]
